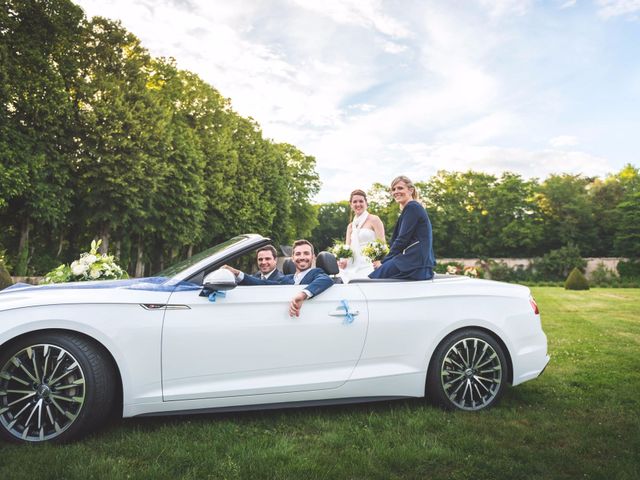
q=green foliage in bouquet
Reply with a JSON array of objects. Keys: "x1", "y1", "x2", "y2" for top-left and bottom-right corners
[
  {"x1": 329, "y1": 243, "x2": 353, "y2": 259},
  {"x1": 564, "y1": 267, "x2": 589, "y2": 290},
  {"x1": 43, "y1": 240, "x2": 129, "y2": 284},
  {"x1": 361, "y1": 241, "x2": 390, "y2": 262}
]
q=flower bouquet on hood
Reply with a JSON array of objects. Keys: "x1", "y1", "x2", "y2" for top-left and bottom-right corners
[{"x1": 43, "y1": 240, "x2": 129, "y2": 284}]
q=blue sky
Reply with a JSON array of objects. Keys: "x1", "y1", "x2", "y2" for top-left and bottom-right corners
[{"x1": 75, "y1": 0, "x2": 640, "y2": 201}]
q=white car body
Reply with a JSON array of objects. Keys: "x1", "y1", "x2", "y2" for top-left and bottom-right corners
[{"x1": 0, "y1": 234, "x2": 549, "y2": 442}]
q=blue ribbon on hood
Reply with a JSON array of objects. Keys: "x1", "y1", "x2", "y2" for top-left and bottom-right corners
[{"x1": 1, "y1": 277, "x2": 201, "y2": 294}]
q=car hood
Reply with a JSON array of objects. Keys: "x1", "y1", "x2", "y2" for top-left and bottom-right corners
[{"x1": 0, "y1": 277, "x2": 201, "y2": 312}]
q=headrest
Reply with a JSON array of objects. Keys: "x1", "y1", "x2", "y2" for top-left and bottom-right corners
[
  {"x1": 282, "y1": 259, "x2": 296, "y2": 275},
  {"x1": 316, "y1": 251, "x2": 339, "y2": 275}
]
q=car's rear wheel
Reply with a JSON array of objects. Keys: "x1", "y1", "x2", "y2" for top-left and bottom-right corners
[
  {"x1": 427, "y1": 329, "x2": 509, "y2": 411},
  {"x1": 0, "y1": 332, "x2": 115, "y2": 443}
]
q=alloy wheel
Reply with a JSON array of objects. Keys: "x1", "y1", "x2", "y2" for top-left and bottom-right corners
[
  {"x1": 440, "y1": 337, "x2": 503, "y2": 411},
  {"x1": 0, "y1": 344, "x2": 86, "y2": 442}
]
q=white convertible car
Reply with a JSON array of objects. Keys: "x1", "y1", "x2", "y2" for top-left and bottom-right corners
[{"x1": 0, "y1": 234, "x2": 549, "y2": 444}]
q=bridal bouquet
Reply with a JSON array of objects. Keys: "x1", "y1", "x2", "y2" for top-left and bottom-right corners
[
  {"x1": 329, "y1": 242, "x2": 353, "y2": 259},
  {"x1": 43, "y1": 239, "x2": 128, "y2": 284},
  {"x1": 362, "y1": 240, "x2": 389, "y2": 262}
]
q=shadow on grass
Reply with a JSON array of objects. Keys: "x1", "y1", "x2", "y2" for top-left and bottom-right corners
[{"x1": 107, "y1": 397, "x2": 430, "y2": 436}]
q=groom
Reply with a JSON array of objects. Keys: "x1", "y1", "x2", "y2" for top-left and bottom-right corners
[{"x1": 224, "y1": 239, "x2": 333, "y2": 317}]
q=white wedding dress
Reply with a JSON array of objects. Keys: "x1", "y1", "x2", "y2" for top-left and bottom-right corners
[{"x1": 339, "y1": 212, "x2": 376, "y2": 283}]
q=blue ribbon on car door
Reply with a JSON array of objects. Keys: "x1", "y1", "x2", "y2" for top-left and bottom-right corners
[
  {"x1": 339, "y1": 300, "x2": 355, "y2": 324},
  {"x1": 208, "y1": 291, "x2": 226, "y2": 303}
]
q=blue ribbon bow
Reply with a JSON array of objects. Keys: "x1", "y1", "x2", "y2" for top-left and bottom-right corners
[
  {"x1": 339, "y1": 300, "x2": 355, "y2": 324},
  {"x1": 208, "y1": 290, "x2": 227, "y2": 303}
]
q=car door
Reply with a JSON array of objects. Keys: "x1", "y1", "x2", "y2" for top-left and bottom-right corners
[{"x1": 161, "y1": 282, "x2": 368, "y2": 401}]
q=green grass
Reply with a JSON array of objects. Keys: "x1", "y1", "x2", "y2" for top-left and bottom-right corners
[{"x1": 1, "y1": 288, "x2": 639, "y2": 479}]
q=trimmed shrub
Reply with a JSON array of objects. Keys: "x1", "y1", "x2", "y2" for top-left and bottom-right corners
[{"x1": 565, "y1": 267, "x2": 589, "y2": 290}]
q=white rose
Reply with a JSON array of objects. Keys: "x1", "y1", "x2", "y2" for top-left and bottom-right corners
[
  {"x1": 89, "y1": 267, "x2": 102, "y2": 279},
  {"x1": 82, "y1": 254, "x2": 97, "y2": 265},
  {"x1": 71, "y1": 261, "x2": 88, "y2": 276}
]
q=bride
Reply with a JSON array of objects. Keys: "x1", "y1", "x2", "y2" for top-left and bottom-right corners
[{"x1": 338, "y1": 189, "x2": 386, "y2": 282}]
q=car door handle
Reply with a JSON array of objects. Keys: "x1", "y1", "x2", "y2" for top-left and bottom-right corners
[{"x1": 329, "y1": 309, "x2": 359, "y2": 317}]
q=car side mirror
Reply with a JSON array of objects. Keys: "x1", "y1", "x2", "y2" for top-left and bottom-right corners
[{"x1": 202, "y1": 269, "x2": 237, "y2": 293}]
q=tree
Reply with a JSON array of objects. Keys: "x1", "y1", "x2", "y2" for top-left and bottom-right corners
[
  {"x1": 534, "y1": 174, "x2": 597, "y2": 255},
  {"x1": 484, "y1": 173, "x2": 543, "y2": 256},
  {"x1": 0, "y1": 0, "x2": 84, "y2": 274},
  {"x1": 144, "y1": 60, "x2": 207, "y2": 271},
  {"x1": 310, "y1": 201, "x2": 351, "y2": 252},
  {"x1": 72, "y1": 17, "x2": 165, "y2": 272},
  {"x1": 612, "y1": 165, "x2": 640, "y2": 258},
  {"x1": 277, "y1": 143, "x2": 320, "y2": 240}
]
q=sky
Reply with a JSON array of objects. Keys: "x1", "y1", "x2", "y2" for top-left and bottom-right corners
[{"x1": 74, "y1": 0, "x2": 640, "y2": 202}]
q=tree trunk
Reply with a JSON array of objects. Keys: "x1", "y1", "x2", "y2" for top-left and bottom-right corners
[
  {"x1": 135, "y1": 237, "x2": 145, "y2": 278},
  {"x1": 56, "y1": 232, "x2": 65, "y2": 258},
  {"x1": 15, "y1": 217, "x2": 31, "y2": 276},
  {"x1": 99, "y1": 223, "x2": 110, "y2": 254},
  {"x1": 187, "y1": 245, "x2": 193, "y2": 258}
]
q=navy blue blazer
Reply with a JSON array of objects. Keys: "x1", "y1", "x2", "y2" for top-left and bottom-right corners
[
  {"x1": 241, "y1": 267, "x2": 333, "y2": 297},
  {"x1": 371, "y1": 200, "x2": 435, "y2": 280},
  {"x1": 252, "y1": 269, "x2": 284, "y2": 281}
]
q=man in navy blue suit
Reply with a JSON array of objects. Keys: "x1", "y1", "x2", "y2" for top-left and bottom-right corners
[
  {"x1": 224, "y1": 239, "x2": 333, "y2": 317},
  {"x1": 252, "y1": 245, "x2": 284, "y2": 281}
]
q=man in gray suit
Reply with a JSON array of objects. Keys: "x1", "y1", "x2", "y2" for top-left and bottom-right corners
[{"x1": 253, "y1": 245, "x2": 284, "y2": 281}]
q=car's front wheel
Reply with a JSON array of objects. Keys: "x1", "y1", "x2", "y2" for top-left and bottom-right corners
[
  {"x1": 0, "y1": 332, "x2": 116, "y2": 443},
  {"x1": 427, "y1": 329, "x2": 509, "y2": 411}
]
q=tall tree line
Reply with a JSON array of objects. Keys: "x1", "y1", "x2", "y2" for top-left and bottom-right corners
[
  {"x1": 0, "y1": 0, "x2": 319, "y2": 276},
  {"x1": 312, "y1": 166, "x2": 640, "y2": 259}
]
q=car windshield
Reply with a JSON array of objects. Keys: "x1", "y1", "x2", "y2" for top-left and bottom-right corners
[{"x1": 154, "y1": 236, "x2": 249, "y2": 278}]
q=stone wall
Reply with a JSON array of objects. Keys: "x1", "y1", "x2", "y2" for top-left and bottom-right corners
[
  {"x1": 10, "y1": 276, "x2": 44, "y2": 285},
  {"x1": 437, "y1": 258, "x2": 624, "y2": 277}
]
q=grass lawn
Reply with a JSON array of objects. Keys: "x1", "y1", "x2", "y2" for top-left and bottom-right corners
[{"x1": 1, "y1": 287, "x2": 638, "y2": 479}]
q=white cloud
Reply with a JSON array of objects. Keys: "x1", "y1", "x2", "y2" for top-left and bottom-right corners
[
  {"x1": 381, "y1": 40, "x2": 408, "y2": 54},
  {"x1": 288, "y1": 0, "x2": 411, "y2": 38},
  {"x1": 549, "y1": 135, "x2": 579, "y2": 147},
  {"x1": 476, "y1": 0, "x2": 533, "y2": 18},
  {"x1": 440, "y1": 112, "x2": 519, "y2": 144},
  {"x1": 596, "y1": 0, "x2": 640, "y2": 19},
  {"x1": 559, "y1": 0, "x2": 578, "y2": 9}
]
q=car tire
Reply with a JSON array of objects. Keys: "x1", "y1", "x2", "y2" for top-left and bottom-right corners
[
  {"x1": 427, "y1": 329, "x2": 509, "y2": 411},
  {"x1": 0, "y1": 332, "x2": 116, "y2": 443}
]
